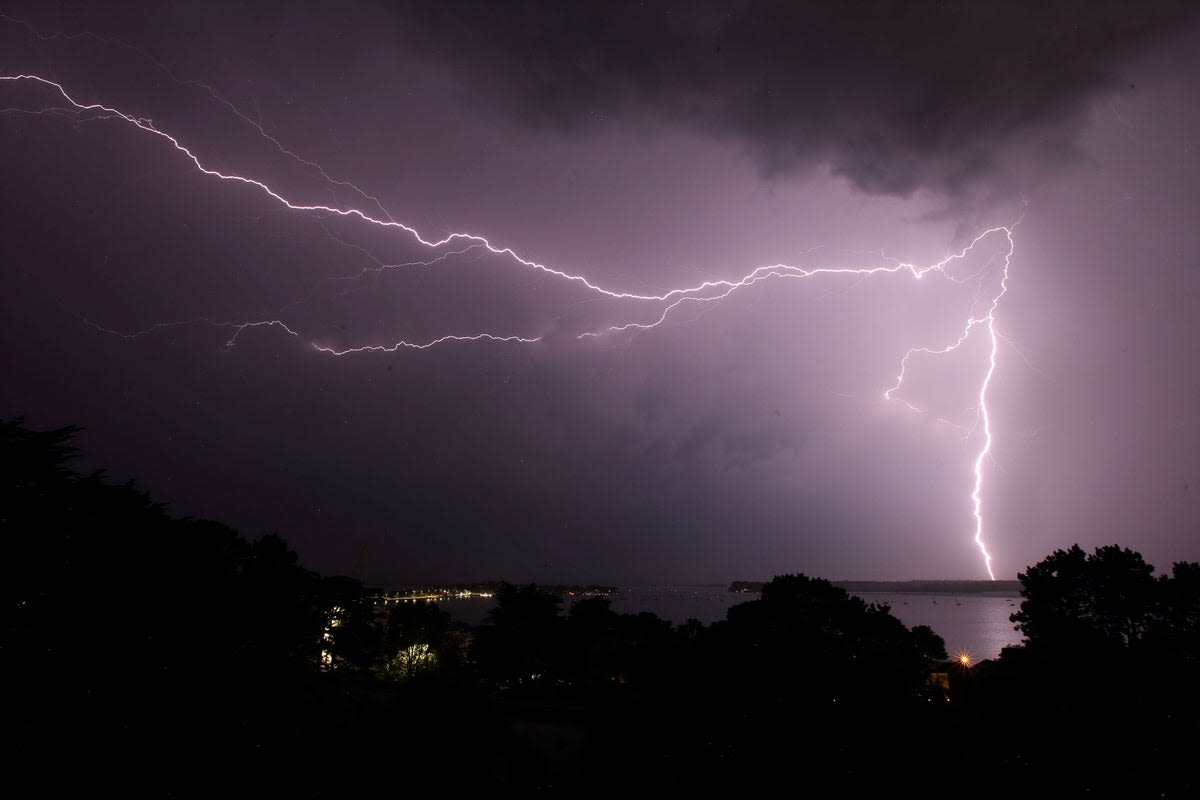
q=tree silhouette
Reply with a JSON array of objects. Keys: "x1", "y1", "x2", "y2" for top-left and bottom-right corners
[
  {"x1": 470, "y1": 582, "x2": 564, "y2": 687},
  {"x1": 1011, "y1": 544, "x2": 1160, "y2": 655},
  {"x1": 1, "y1": 416, "x2": 380, "y2": 793},
  {"x1": 982, "y1": 544, "x2": 1200, "y2": 799},
  {"x1": 10, "y1": 414, "x2": 1200, "y2": 795},
  {"x1": 1147, "y1": 560, "x2": 1200, "y2": 661}
]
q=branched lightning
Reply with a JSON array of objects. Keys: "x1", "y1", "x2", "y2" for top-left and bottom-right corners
[
  {"x1": 882, "y1": 226, "x2": 1017, "y2": 581},
  {"x1": 2, "y1": 69, "x2": 1019, "y2": 578}
]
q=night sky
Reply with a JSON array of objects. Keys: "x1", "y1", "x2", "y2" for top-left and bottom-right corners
[{"x1": 3, "y1": 2, "x2": 1198, "y2": 585}]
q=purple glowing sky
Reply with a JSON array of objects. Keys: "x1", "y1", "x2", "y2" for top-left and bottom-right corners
[{"x1": 2, "y1": 2, "x2": 1198, "y2": 584}]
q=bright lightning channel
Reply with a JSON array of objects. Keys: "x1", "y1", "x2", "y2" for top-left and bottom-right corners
[{"x1": 1, "y1": 72, "x2": 1017, "y2": 579}]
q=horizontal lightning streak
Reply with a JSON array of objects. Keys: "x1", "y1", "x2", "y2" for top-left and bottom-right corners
[
  {"x1": 81, "y1": 316, "x2": 302, "y2": 350},
  {"x1": 4, "y1": 71, "x2": 1018, "y2": 578},
  {"x1": 2, "y1": 74, "x2": 1001, "y2": 304},
  {"x1": 313, "y1": 333, "x2": 543, "y2": 355}
]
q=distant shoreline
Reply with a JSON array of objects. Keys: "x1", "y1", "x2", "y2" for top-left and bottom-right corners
[
  {"x1": 375, "y1": 578, "x2": 1024, "y2": 601},
  {"x1": 730, "y1": 579, "x2": 1022, "y2": 596}
]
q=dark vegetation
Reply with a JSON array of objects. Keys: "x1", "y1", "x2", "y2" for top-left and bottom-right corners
[{"x1": 4, "y1": 418, "x2": 1198, "y2": 797}]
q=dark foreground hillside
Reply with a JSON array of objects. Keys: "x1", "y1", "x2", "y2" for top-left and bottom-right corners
[{"x1": 4, "y1": 418, "x2": 1198, "y2": 797}]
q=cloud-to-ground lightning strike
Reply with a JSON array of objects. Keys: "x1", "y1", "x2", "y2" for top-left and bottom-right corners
[
  {"x1": 883, "y1": 227, "x2": 1016, "y2": 582},
  {"x1": 1, "y1": 72, "x2": 1017, "y2": 579}
]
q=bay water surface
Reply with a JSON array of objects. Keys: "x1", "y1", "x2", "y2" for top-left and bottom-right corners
[{"x1": 438, "y1": 585, "x2": 1024, "y2": 660}]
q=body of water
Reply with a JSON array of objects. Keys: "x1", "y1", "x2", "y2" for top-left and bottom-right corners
[
  {"x1": 855, "y1": 591, "x2": 1023, "y2": 661},
  {"x1": 437, "y1": 585, "x2": 1025, "y2": 661}
]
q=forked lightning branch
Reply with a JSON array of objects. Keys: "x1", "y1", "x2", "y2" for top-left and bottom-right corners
[{"x1": 2, "y1": 72, "x2": 1017, "y2": 579}]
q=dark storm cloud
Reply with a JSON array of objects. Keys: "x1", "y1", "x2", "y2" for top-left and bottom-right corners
[{"x1": 394, "y1": 0, "x2": 1197, "y2": 198}]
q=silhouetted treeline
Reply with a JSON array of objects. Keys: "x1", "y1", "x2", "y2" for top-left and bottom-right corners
[
  {"x1": 958, "y1": 544, "x2": 1200, "y2": 799},
  {"x1": 1, "y1": 418, "x2": 501, "y2": 795},
  {"x1": 4, "y1": 418, "x2": 1198, "y2": 797}
]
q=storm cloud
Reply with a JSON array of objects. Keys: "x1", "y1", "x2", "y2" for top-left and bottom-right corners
[{"x1": 395, "y1": 1, "x2": 1198, "y2": 198}]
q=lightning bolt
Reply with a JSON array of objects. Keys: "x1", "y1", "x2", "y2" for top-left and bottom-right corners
[
  {"x1": 1, "y1": 70, "x2": 1019, "y2": 579},
  {"x1": 883, "y1": 226, "x2": 1016, "y2": 581}
]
